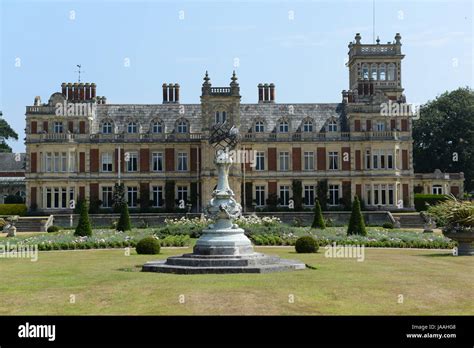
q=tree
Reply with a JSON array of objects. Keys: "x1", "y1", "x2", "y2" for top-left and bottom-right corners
[
  {"x1": 0, "y1": 115, "x2": 19, "y2": 153},
  {"x1": 413, "y1": 87, "x2": 474, "y2": 191},
  {"x1": 74, "y1": 200, "x2": 92, "y2": 236},
  {"x1": 317, "y1": 180, "x2": 328, "y2": 211},
  {"x1": 347, "y1": 196, "x2": 366, "y2": 236},
  {"x1": 291, "y1": 180, "x2": 303, "y2": 211},
  {"x1": 112, "y1": 183, "x2": 126, "y2": 213},
  {"x1": 116, "y1": 203, "x2": 132, "y2": 232},
  {"x1": 311, "y1": 200, "x2": 326, "y2": 229}
]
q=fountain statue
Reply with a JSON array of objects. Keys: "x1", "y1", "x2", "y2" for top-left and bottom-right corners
[{"x1": 142, "y1": 122, "x2": 305, "y2": 273}]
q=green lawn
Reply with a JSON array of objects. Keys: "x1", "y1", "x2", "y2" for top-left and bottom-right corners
[{"x1": 0, "y1": 247, "x2": 472, "y2": 315}]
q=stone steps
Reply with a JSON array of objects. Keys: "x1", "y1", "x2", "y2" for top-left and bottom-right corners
[{"x1": 142, "y1": 256, "x2": 306, "y2": 274}]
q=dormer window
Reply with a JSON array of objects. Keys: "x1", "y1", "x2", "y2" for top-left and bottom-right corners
[
  {"x1": 279, "y1": 121, "x2": 289, "y2": 133},
  {"x1": 328, "y1": 120, "x2": 338, "y2": 132},
  {"x1": 303, "y1": 120, "x2": 313, "y2": 132},
  {"x1": 255, "y1": 121, "x2": 264, "y2": 133},
  {"x1": 177, "y1": 120, "x2": 188, "y2": 133},
  {"x1": 152, "y1": 121, "x2": 163, "y2": 134},
  {"x1": 102, "y1": 122, "x2": 113, "y2": 134},
  {"x1": 215, "y1": 111, "x2": 227, "y2": 124},
  {"x1": 127, "y1": 122, "x2": 138, "y2": 134},
  {"x1": 53, "y1": 122, "x2": 63, "y2": 134}
]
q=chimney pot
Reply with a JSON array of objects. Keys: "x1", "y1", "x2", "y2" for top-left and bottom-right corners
[{"x1": 162, "y1": 83, "x2": 168, "y2": 103}]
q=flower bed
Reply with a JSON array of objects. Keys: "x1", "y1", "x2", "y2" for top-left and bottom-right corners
[{"x1": 1, "y1": 229, "x2": 191, "y2": 251}]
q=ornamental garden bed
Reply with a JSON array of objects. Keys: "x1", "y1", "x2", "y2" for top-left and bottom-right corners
[{"x1": 0, "y1": 224, "x2": 455, "y2": 251}]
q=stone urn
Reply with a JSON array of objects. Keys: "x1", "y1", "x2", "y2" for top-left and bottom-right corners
[{"x1": 443, "y1": 226, "x2": 474, "y2": 256}]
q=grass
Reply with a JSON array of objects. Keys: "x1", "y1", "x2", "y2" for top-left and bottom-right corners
[{"x1": 0, "y1": 246, "x2": 472, "y2": 315}]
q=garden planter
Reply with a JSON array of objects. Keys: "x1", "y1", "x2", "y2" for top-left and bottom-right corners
[{"x1": 443, "y1": 231, "x2": 474, "y2": 256}]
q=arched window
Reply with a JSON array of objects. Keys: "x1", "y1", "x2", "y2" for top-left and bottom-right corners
[
  {"x1": 371, "y1": 63, "x2": 378, "y2": 80},
  {"x1": 255, "y1": 121, "x2": 264, "y2": 133},
  {"x1": 379, "y1": 64, "x2": 386, "y2": 81},
  {"x1": 215, "y1": 111, "x2": 227, "y2": 124},
  {"x1": 177, "y1": 120, "x2": 188, "y2": 133},
  {"x1": 279, "y1": 121, "x2": 289, "y2": 133},
  {"x1": 127, "y1": 122, "x2": 138, "y2": 134},
  {"x1": 102, "y1": 121, "x2": 113, "y2": 134},
  {"x1": 362, "y1": 64, "x2": 369, "y2": 80},
  {"x1": 303, "y1": 120, "x2": 313, "y2": 132},
  {"x1": 328, "y1": 120, "x2": 338, "y2": 132},
  {"x1": 387, "y1": 63, "x2": 396, "y2": 80},
  {"x1": 151, "y1": 121, "x2": 163, "y2": 134}
]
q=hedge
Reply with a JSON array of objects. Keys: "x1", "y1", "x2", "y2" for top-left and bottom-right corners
[
  {"x1": 414, "y1": 194, "x2": 448, "y2": 211},
  {"x1": 0, "y1": 204, "x2": 27, "y2": 216}
]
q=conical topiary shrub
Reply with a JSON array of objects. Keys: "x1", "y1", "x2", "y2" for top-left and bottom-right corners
[
  {"x1": 74, "y1": 200, "x2": 92, "y2": 236},
  {"x1": 347, "y1": 196, "x2": 366, "y2": 236},
  {"x1": 116, "y1": 203, "x2": 132, "y2": 232},
  {"x1": 311, "y1": 200, "x2": 326, "y2": 229}
]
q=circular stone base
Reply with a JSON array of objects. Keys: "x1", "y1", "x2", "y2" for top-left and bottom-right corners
[{"x1": 142, "y1": 252, "x2": 306, "y2": 274}]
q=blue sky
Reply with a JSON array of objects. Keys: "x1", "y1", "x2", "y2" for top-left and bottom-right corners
[{"x1": 1, "y1": 0, "x2": 472, "y2": 153}]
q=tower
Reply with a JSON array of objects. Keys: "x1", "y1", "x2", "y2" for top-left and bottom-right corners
[
  {"x1": 347, "y1": 33, "x2": 404, "y2": 101},
  {"x1": 199, "y1": 71, "x2": 243, "y2": 207},
  {"x1": 200, "y1": 71, "x2": 241, "y2": 132}
]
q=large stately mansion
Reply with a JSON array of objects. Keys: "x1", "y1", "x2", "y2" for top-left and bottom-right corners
[{"x1": 24, "y1": 33, "x2": 464, "y2": 213}]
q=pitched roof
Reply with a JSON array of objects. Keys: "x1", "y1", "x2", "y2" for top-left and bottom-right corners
[{"x1": 0, "y1": 153, "x2": 26, "y2": 172}]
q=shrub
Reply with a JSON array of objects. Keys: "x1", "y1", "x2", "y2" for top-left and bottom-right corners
[
  {"x1": 0, "y1": 204, "x2": 27, "y2": 216},
  {"x1": 295, "y1": 236, "x2": 319, "y2": 253},
  {"x1": 47, "y1": 225, "x2": 60, "y2": 233},
  {"x1": 4, "y1": 195, "x2": 24, "y2": 204},
  {"x1": 136, "y1": 236, "x2": 161, "y2": 255},
  {"x1": 382, "y1": 222, "x2": 394, "y2": 229},
  {"x1": 74, "y1": 200, "x2": 92, "y2": 237},
  {"x1": 116, "y1": 204, "x2": 132, "y2": 232},
  {"x1": 311, "y1": 200, "x2": 326, "y2": 229},
  {"x1": 414, "y1": 194, "x2": 448, "y2": 211},
  {"x1": 0, "y1": 218, "x2": 6, "y2": 229},
  {"x1": 347, "y1": 196, "x2": 367, "y2": 236}
]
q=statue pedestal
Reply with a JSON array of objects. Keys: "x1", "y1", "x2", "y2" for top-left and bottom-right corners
[{"x1": 143, "y1": 143, "x2": 305, "y2": 274}]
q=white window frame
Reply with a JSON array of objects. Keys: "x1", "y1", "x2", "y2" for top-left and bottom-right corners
[
  {"x1": 177, "y1": 152, "x2": 188, "y2": 171},
  {"x1": 101, "y1": 153, "x2": 113, "y2": 172}
]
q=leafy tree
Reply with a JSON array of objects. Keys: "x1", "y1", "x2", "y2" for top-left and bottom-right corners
[
  {"x1": 0, "y1": 116, "x2": 19, "y2": 153},
  {"x1": 112, "y1": 183, "x2": 126, "y2": 213},
  {"x1": 413, "y1": 88, "x2": 474, "y2": 191},
  {"x1": 347, "y1": 196, "x2": 366, "y2": 236},
  {"x1": 317, "y1": 180, "x2": 328, "y2": 211},
  {"x1": 311, "y1": 200, "x2": 326, "y2": 229},
  {"x1": 116, "y1": 203, "x2": 131, "y2": 232},
  {"x1": 74, "y1": 200, "x2": 92, "y2": 236},
  {"x1": 291, "y1": 180, "x2": 303, "y2": 211}
]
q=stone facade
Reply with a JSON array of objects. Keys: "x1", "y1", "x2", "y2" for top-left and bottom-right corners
[{"x1": 24, "y1": 33, "x2": 464, "y2": 213}]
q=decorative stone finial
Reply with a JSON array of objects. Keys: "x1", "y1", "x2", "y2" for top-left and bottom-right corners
[
  {"x1": 355, "y1": 33, "x2": 361, "y2": 44},
  {"x1": 376, "y1": 36, "x2": 380, "y2": 44},
  {"x1": 395, "y1": 33, "x2": 402, "y2": 44}
]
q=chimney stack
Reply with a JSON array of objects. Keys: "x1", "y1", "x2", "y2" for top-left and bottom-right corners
[
  {"x1": 91, "y1": 83, "x2": 96, "y2": 98},
  {"x1": 61, "y1": 83, "x2": 67, "y2": 97},
  {"x1": 79, "y1": 83, "x2": 85, "y2": 100},
  {"x1": 258, "y1": 83, "x2": 275, "y2": 103},
  {"x1": 85, "y1": 83, "x2": 91, "y2": 99},
  {"x1": 162, "y1": 83, "x2": 180, "y2": 104},
  {"x1": 67, "y1": 83, "x2": 73, "y2": 100},
  {"x1": 73, "y1": 83, "x2": 79, "y2": 100}
]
